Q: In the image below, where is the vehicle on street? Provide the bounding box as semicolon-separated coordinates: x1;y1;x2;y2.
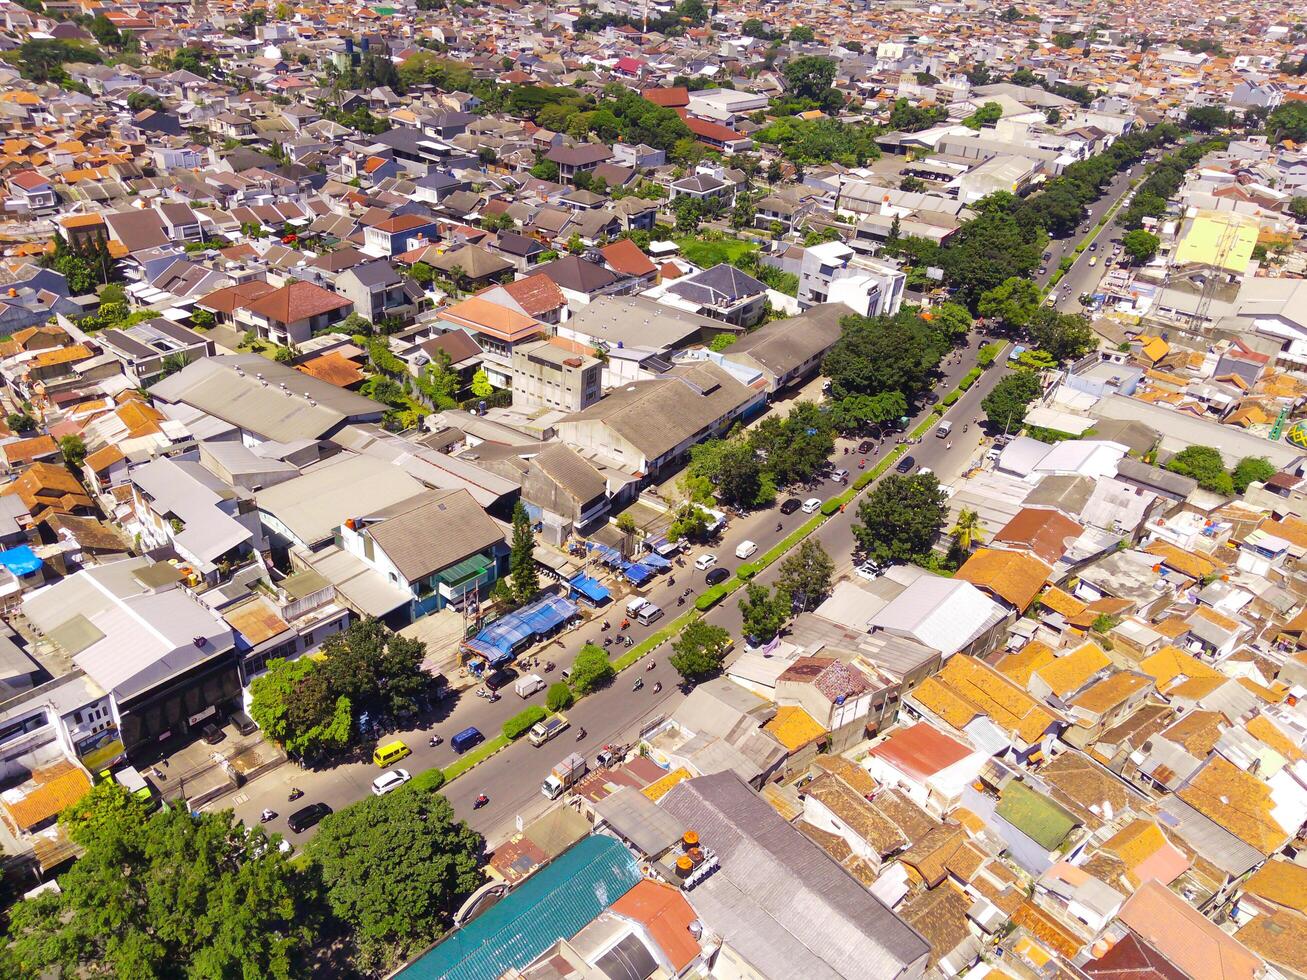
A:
1089;241;1097;251
541;753;588;799
857;440;873;454
936;420;952;438
694;553;718;570
484;667;518;692
626;595;649;616
635;602;663;626
372;740;411;767
451;726;485;753
830;468;848;482
1038;266;1047;276
232;711;258;736
705;567;730;586
895;455;916;474
514;673;546;698
287;802;332;833
201;722;224;745
528;714;569;747
1088;256;1098;267
596;744;625;768
735;540;758;559
855;561;884;581
924;392;939;405
371;769;411;795
801;498;821;514
779;497;801;515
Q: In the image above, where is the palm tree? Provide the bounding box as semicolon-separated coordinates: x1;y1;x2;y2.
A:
951;509;983;551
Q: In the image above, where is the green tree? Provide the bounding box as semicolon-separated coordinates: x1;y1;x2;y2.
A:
708;332;737;352
1268;102;1307;144
667;502;712;543
829;390;908;433
1231;456;1275;493
317;619;430;719
738;582;791;643
309;785;484;972
688;438;763;507
962;101;1003;130
777;539;834;611
59;434;87;472
950;508;983;550
1121;228;1160;263
931;301;973;340
530;159;560;181
6;412;36;433
615;512;638;535
410;260;435;286
569;643;614;694
789;25;815;42
471;368;494;398
1289;197;1307;221
977;276;1043;331
1184;105;1231;133
824;309;948;401
88;15;124;47
742;17;771;38
981;369;1042;431
509;501;539;605
670;618;733;681
546;681;574;711
1028;307;1096;362
782;55;837;102
9;785;318;978
1164;445;1233;494
126;91;163;112
854;472;947;564
250;656;352;757
748;402;835;487
189;307;215;329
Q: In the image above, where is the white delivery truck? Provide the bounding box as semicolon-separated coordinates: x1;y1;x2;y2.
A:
528;713;569;747
541;752;588;799
514;673;546;698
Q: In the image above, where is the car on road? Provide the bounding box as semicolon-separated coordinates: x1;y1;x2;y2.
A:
694;553;718;570
779;497;801;515
923;392;939;405
705;567;730;586
452;726;484;753
896;455;916;474
735;540;758;559
287;802;332;833
371;769;411;796
857;440;873;454
801;498;822;514
1038;266;1047;276
1088;256;1098;267
1042;251;1052;261
484;667;518;692
830;468;848;482
1089;241;1098;251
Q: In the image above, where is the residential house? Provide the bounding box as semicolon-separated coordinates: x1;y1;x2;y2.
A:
664;264;768;328
334;261;419;326
510;340;602;413
798;241;906;318
234;280;353;347
428;295;548;388
5;171;57;213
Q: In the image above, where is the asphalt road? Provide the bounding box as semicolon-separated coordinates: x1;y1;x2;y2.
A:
215;334;1013;850
1035;163;1146;311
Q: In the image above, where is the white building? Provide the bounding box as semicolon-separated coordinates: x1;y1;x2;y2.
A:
798;241;906;318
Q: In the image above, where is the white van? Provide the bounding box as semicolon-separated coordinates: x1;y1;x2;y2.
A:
625;596;649;617
635;603;663;626
735;540;758;560
936;420;952;438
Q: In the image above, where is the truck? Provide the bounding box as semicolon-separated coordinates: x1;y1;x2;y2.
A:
528;713;570;747
541;752;588;799
514;673;546;698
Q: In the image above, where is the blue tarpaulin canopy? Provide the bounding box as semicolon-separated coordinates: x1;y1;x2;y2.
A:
587;543;625;567
0;546;42;577
464;594;578;666
568;574;611;606
641;553;672;570
623;563;654;585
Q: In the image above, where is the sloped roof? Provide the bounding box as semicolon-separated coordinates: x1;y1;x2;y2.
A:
956;548;1052;611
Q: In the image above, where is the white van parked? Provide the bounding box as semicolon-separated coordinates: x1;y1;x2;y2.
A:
626;596;649;617
735;540;758;559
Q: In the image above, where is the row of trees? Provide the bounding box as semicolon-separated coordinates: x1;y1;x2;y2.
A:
2;776;485;976
1164;446;1275;496
977;278;1097;362
1118;137;1227;230
824;305;969;410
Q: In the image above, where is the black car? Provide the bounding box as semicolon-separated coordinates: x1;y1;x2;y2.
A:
857;440;873;454
705;567;730;586
287;802;332;833
923;392;939;405
779;498;801;515
895;455;916;474
201;722;224;745
485;667;519;692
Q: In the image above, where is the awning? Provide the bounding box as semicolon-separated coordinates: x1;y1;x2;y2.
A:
568;574;611;605
624;563;654;585
640;553;672;570
0;545;43;577
463;594;579;665
437;553;493;587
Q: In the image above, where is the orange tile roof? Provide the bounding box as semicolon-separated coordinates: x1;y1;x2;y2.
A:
610;880;701;971
1033;643;1110;698
1143;541;1223;580
1037;586;1086;619
956;548;1052;611
1178;756;1291;855
763;705;828;751
913;655;1058;745
0;760;92;831
1241;859;1307;916
295;351;365;388
997;641;1055;686
440;295;545;343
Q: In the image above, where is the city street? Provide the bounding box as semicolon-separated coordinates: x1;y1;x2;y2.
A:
212;335;1012;850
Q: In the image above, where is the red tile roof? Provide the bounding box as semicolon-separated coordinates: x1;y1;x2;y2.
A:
868;722;976;780
244;281;351;323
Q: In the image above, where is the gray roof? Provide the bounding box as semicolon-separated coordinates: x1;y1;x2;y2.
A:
667;262;767;307
725;302;844;378
590;786;687;856
658;772;931;979
567;295;720;352
1115;458;1198;498
1156;795;1265;877
256;452;426;546
342;259;403;288
362;489;503;582
150;354;383;442
534;254;619;294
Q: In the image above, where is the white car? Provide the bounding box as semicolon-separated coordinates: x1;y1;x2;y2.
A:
801;498;822;514
855;561;883;581
694;553;718;570
371;768;411;796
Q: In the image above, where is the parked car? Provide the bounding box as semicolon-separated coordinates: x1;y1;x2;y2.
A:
201;722;224;745
896;455;916;474
779;498;802;515
705;567;730;586
287;802;332;833
855;561;884;581
830;468;849;483
857;440;873;454
231;711;258;736
371;769;411;796
484;667;518;692
694;553;718;570
801;498;822;514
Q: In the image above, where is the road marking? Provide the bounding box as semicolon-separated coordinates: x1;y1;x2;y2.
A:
230;793;249;806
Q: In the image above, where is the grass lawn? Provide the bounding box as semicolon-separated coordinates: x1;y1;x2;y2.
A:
674;236;757;268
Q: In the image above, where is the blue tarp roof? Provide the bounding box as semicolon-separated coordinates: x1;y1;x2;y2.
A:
641;553;672;570
463;594;578;665
397;836;641;980
623;563;654;585
0;546;42;577
568;574;611;605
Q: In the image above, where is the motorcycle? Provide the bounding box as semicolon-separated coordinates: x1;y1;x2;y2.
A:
858;459;865;469
544;661;555;672
668;575;675;587
288;788;303;802
474;794;489;810
776;522;783;532
632;678;644;692
260;809;275;823
487;692;501;703
428;735;442;747
963;424;968;432
946;441;952;450
625;636;634;647
620;619;630;630
677;595;686;606
476;687;489;698
576;727;587;741
646;660;656;671
601;620;610;631
653;682;662;694
603;636;613;648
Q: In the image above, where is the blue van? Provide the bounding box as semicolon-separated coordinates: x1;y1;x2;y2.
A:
451;727;484;753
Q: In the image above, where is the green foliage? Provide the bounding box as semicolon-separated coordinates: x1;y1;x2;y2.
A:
829;390;907;434
749;402;835;487
708;332;737;352
962;101;1003;130
546;682;574;712
502;705;547;740
1164;445;1233;494
569;643;614;695
1121;228;1160;263
978;277;1043;331
8;785;317;978
1232;456;1276;494
957;368;983;390
471;368;494;398
981;369;1042;431
668;502;713;543
738;582;791;643
824;308;950;402
1184;105;1232;133
6;38;101;83
1091;613;1121;634
789;25;815;42
125;90;163;112
509;501;539;605
409;260;435;286
670;618;733;681
782;55;838;103
170;46;216;77
889;97;947;133
1119;137;1225;230
777;539;834;611
854;472;948;563
1029;307;1096;363
755;116;881;167
60;434;87;471
6;412;36;433
309;785;483;972
1289;197;1307;221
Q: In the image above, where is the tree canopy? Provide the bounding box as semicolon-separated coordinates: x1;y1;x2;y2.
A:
977;277;1043;332
981;369;1042;431
1164;445;1233;495
670;619;733;681
778;539;835;611
824;309;950;403
853;473;948;564
569;643;615;694
1121;228;1160;263
738;582;791;643
509;501;539;605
